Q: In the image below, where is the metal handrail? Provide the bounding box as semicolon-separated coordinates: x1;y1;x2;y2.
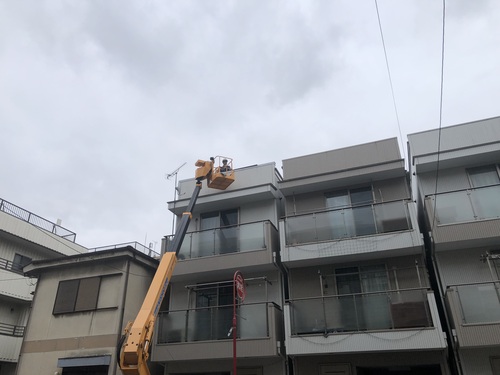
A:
89;242;160;258
0;322;25;337
287;287;431;303
0;198;77;242
283;198;412;218
424;183;500;198
0;256;25;275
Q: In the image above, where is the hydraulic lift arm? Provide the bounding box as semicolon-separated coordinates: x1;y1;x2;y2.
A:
118;157;234;375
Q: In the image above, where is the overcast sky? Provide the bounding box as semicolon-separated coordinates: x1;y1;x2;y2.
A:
1;0;499;251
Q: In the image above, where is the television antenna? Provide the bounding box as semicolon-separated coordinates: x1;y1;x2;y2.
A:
166;162;187;234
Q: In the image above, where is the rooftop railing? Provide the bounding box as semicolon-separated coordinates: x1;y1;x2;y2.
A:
425;184;500;225
89;242;160;258
0;198;76;242
284;199;412;245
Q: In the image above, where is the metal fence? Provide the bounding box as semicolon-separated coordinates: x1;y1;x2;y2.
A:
0;198;76;242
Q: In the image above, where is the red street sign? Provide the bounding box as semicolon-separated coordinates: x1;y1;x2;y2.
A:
234;271;246;301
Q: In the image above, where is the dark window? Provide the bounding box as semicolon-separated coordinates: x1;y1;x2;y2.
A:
201;209;238;229
53;277;101;314
12;253;32;273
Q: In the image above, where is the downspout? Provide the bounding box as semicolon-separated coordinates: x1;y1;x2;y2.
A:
113;259;131;375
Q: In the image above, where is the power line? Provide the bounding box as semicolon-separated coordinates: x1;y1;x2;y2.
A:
374;0;405;163
431;0;447;231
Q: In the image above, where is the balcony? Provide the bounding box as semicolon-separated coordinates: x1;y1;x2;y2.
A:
281;200;422;265
0;268;35;300
0;322;25;337
284;289;446;355
152;302;283;361
445;282;500;348
425;185;500;251
170;221;280;277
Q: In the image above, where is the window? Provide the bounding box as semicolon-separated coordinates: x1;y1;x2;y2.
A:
467;165;500;187
201;209;238;229
200;209;239;254
12;253;32;273
325;187;376;237
53;277;101;314
193;282;234;340
335;265;390;331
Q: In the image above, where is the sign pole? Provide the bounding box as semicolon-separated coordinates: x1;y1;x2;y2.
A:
232;270;246;375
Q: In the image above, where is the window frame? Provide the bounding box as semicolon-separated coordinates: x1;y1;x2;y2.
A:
200;208;239;230
466;164;500;188
53;276;102;315
12;253;32;273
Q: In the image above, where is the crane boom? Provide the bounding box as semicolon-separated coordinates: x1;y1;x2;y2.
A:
118;157;234;375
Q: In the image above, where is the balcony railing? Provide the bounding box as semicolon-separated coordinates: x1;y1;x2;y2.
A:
172;221;272;260
0;322;25;337
284;199;412;245
425;184;500;225
0;256;24;275
0;198;77;242
157;302;277;344
288;288;432;335
447;282;500;324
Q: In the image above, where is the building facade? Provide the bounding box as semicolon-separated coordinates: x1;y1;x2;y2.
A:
152;162;287;375
9;117;500;375
278;138;448;375
408;117;500;375
0;198;87;375
17;245;159;375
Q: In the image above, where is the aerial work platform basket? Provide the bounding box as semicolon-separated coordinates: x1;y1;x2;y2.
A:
195;156;235;190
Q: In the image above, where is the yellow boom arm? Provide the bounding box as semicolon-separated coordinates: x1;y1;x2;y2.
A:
118;157;234;375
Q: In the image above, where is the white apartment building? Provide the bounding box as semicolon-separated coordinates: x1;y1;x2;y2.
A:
0;198;87;375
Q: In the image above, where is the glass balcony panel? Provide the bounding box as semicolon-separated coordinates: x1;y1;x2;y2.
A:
433;191;475;224
178;222;270;259
285;200;412;246
457;283;500;324
289;289;431;335
328;209;353;239
192;230;216;257
470;185;500;220
158;303;271;344
352;206;376;236
374;201;411;232
216;227;239;255
177;233;192;259
239;303;268;338
158;311;187;343
238;222;266;252
290;299;325;334
360;293;391;330
286;215;317;244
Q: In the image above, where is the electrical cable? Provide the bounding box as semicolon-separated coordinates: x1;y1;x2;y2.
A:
431;0;447;231
374;0;405;164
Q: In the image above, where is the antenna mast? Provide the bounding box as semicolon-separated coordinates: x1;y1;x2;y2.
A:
166;162;187;234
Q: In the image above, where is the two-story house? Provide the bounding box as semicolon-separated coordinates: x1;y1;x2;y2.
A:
408;117;500;375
